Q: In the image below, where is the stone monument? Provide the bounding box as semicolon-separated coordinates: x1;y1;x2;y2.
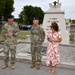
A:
42;0;70;44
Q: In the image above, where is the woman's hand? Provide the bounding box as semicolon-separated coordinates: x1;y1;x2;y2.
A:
48;38;54;42
48;38;62;43
54;38;62;42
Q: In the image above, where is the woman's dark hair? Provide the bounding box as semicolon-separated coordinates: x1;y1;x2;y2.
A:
50;22;59;32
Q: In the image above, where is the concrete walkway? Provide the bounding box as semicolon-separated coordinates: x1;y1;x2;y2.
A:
0;60;75;75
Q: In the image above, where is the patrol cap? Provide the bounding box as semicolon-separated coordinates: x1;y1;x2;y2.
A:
33;17;39;20
8;15;14;19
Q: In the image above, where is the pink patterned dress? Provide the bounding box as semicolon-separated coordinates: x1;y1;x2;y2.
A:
46;31;62;66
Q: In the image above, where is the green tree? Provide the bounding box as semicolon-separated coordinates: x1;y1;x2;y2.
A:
0;0;14;21
0;0;5;20
72;19;75;24
19;10;28;25
19;5;44;25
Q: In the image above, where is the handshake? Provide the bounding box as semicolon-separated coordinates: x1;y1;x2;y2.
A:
5;32;13;37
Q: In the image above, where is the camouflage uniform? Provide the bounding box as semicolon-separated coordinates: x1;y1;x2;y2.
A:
31;26;45;65
1;22;19;65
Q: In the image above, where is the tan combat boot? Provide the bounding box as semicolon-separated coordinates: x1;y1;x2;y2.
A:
31;63;35;68
36;64;40;70
11;64;15;70
2;64;8;69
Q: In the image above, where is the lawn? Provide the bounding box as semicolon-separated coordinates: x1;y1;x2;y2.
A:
0;29;4;41
0;30;74;41
70;28;75;31
0;35;3;41
69;34;74;41
0;30;31;40
17;31;31;39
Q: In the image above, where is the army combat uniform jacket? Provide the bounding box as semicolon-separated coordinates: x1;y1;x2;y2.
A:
31;26;45;46
1;22;19;45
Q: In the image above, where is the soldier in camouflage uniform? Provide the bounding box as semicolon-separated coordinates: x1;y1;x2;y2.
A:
1;15;19;69
31;17;45;70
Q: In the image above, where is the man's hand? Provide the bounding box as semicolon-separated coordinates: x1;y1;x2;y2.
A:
7;33;13;37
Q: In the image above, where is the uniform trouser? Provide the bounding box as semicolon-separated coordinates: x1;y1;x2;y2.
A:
4;44;16;65
31;44;41;65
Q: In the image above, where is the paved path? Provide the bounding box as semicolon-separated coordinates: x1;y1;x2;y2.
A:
0;60;75;75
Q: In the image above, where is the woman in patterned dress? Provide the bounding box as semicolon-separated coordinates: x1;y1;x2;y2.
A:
46;22;62;73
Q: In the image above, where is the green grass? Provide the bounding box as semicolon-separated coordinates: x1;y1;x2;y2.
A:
0;30;74;42
70;28;75;31
17;31;31;39
0;31;31;40
0;35;4;40
0;29;4;40
70;34;74;41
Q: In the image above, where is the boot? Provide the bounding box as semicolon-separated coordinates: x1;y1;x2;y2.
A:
31;63;35;68
11;64;15;70
36;64;40;70
2;64;8;69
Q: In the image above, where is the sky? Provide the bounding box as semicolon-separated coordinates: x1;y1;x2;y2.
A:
12;0;75;19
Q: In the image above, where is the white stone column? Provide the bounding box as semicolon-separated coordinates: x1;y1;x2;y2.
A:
42;2;70;44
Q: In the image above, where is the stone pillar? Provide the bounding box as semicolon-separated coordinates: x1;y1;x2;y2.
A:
42;1;70;44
